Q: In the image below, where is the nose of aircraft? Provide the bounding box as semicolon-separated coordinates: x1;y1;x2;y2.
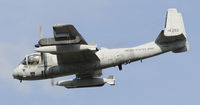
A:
12;70;18;79
12;68;21;80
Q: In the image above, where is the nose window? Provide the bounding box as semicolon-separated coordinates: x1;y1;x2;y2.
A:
28;55;40;65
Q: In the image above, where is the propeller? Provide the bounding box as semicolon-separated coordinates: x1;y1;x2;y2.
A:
40;25;55;87
40;24;44;63
51;78;55;86
39;25;56;87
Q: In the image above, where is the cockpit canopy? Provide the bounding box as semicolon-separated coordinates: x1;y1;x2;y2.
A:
21;54;41;65
28;55;40;65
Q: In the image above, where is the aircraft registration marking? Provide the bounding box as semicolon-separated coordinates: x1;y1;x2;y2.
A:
125;47;155;52
167;28;179;33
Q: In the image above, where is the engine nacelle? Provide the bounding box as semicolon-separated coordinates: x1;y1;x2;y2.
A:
56;76;115;89
35;44;97;54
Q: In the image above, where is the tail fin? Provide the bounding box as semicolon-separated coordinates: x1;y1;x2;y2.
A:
155;9;189;53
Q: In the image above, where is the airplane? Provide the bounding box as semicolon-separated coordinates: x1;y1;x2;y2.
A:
13;9;189;89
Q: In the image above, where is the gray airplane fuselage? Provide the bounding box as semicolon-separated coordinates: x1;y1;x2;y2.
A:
13;40;185;81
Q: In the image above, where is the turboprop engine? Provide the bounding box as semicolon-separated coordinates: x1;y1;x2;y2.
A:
35;44;97;54
56;76;115;89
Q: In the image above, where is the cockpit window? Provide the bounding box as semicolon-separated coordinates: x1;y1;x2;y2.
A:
28;55;40;65
21;58;27;65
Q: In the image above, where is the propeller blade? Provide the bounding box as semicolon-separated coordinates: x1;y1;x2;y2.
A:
39;24;44;63
40;24;43;39
51;78;55;86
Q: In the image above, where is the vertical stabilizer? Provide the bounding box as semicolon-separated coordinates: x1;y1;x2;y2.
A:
164;9;186;37
156;9;189;53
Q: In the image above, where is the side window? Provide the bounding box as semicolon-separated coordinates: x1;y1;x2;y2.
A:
28;55;40;65
21;58;27;65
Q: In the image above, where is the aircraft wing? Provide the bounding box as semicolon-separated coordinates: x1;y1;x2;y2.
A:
36;24;101;78
53;24;88;44
35;24;99;64
38;24;88;46
57;49;100;64
57;49;102;78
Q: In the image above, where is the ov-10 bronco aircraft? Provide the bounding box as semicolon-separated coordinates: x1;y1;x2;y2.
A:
13;9;189;89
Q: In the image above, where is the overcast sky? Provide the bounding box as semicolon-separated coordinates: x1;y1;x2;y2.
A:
0;0;199;105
